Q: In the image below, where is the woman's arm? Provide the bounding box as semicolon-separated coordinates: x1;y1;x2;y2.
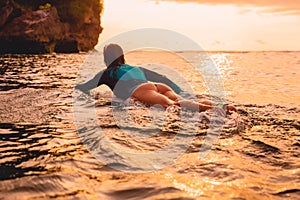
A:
140;67;183;94
75;70;104;94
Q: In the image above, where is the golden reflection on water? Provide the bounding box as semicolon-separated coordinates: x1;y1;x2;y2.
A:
208;52;300;108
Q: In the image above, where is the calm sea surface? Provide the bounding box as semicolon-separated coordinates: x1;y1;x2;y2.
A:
0;51;299;199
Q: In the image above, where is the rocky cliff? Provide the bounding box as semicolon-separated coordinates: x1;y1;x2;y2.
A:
0;0;103;53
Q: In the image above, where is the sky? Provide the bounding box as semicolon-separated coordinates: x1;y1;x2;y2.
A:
96;0;300;51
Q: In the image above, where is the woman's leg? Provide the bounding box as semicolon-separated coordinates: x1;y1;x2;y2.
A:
131;83;176;108
177;99;212;111
132;83;234;114
199;99;214;106
199;99;237;113
132;83;212;111
154;83;212;111
155;83;179;101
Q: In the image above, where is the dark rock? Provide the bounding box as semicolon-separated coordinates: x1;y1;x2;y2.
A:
52;0;103;52
0;7;66;54
0;0;103;54
0;0;13;28
55;40;79;53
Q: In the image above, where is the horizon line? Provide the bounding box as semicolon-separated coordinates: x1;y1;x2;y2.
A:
93;49;300;53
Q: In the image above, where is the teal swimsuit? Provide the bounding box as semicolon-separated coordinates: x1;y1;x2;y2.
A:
108;64;148;96
109;64;147;81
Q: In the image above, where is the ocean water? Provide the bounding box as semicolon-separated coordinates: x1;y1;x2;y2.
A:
0;51;299;199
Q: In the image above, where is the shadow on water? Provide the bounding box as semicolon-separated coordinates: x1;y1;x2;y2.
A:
0;123;54;180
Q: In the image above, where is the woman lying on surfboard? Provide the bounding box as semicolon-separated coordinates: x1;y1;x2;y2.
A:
75;43;237;114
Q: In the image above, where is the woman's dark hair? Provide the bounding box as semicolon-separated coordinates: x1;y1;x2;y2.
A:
103;44;125;79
